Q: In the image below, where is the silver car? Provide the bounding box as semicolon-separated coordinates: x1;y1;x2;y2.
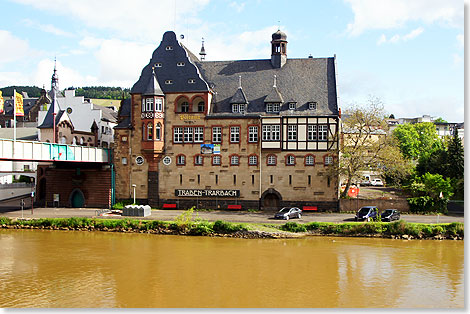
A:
274;207;302;220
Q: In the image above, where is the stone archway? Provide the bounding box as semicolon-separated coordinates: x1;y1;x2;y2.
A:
69;188;85;208
260;188;282;210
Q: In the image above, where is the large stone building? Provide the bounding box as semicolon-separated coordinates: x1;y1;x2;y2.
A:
114;30;340;210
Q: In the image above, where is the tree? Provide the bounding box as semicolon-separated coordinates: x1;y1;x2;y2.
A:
334;97;411;198
405;173;453;213
393;122;443;160
433;117;447;123
446;131;464;179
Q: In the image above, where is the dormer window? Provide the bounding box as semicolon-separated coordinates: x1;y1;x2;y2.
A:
188;79;196;84
266;103;280;113
166;46;173;50
165;80;173;85
309;102;317;110
289;102;296;110
155;63;162;67
177;62;185;66
232;103;245;114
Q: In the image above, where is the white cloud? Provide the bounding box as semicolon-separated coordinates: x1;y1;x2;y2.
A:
33;59;98;88
453;53;462;66
229;1;246;13
377;27;424;45
345;0;463;36
12;0;211;42
22;19;74;37
0;30;30;64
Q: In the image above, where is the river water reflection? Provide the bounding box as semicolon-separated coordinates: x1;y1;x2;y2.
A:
0;229;463;308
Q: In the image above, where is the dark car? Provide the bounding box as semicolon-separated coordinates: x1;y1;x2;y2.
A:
380;209;400;222
274;207;302;220
355;206;378;222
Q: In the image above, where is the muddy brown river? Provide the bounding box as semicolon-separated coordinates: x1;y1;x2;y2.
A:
0;229;463;308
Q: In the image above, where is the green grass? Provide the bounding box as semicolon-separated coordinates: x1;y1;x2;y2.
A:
0;217;463;239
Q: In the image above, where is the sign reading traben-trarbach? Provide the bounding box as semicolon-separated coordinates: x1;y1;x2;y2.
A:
175;189;240;197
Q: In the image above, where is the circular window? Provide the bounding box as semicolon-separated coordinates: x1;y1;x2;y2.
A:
66;107;73;114
162;156;172;165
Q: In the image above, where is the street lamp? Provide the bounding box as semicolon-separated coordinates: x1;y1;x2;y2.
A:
132;184;136;204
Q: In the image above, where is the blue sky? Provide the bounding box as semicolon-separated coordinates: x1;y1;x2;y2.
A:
0;0;464;122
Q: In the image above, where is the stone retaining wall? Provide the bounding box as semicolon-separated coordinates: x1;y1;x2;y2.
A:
339;199;410;213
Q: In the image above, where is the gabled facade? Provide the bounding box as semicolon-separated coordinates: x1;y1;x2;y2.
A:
114;30;340;210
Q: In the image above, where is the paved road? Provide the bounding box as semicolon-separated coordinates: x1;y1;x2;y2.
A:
0;206;464;224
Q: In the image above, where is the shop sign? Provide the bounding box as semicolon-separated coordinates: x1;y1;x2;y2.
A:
175;189;240;197
179;114;202;121
200;144;220;154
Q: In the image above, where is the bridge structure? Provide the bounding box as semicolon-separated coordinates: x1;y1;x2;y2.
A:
0;139;114;208
0;138;110;163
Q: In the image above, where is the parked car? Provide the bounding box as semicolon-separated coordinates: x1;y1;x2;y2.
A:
370;179;384;186
355;206;378;222
380;209;400;222
274;207;302;220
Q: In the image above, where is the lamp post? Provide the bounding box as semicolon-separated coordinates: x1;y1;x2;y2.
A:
132;184;136;205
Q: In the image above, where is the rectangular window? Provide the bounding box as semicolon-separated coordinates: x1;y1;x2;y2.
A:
266;103;273;113
146;98;154;112
230;126;240;143
184;127;193;143
287;125;297;141
273;103;280;112
309;102;317;110
270;175;273;184
180;174;183;185
267;155;277;165
155;98;163;112
248;126;258;143
212;127;222;143
174;127;183;143
252;175;255;185
289;175;292;185
232;104;239;113
289;103;296;110
262;125;280;141
233;174;237;185
230;155;239;166
319;125;328;141
215;175;218;185
197;174;200;184
239;104;245;114
177;155;185;165
194;127;204;143
308;125;317;141
308;175;311;186
121;157;127;165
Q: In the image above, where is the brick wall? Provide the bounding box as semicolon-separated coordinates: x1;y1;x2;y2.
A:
43;167;111;208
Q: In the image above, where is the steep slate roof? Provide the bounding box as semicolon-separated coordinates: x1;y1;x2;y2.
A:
93;104;118;122
264;85;284;103
131;31;209;95
143;69;164;96
115;98;132;129
195;57;338;117
230;88;248;104
37;91;61;129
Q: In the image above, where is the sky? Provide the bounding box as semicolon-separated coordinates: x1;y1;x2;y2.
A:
0;0;465;122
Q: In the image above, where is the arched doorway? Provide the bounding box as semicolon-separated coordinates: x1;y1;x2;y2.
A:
70;189;85;208
261;188;282;210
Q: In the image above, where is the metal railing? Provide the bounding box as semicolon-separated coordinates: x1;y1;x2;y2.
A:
0;139;110;163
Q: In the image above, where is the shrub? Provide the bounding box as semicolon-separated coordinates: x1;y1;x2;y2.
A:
213;220;246;233
280;222;307;233
0;217;11;225
189;221;214;235
446;222;464;237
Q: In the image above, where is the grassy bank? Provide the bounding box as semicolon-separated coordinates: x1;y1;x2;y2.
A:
0;216;463;240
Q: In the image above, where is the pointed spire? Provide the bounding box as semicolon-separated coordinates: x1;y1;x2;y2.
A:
230;76;248;104
199;37;206;60
265;76;284;103
143;67;164;96
51;57;59;92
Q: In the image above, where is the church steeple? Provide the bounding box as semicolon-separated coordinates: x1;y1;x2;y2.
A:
271;29;287;68
199;37;206;61
51;58;59;92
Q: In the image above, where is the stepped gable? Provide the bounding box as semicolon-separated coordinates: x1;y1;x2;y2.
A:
131;31;210;94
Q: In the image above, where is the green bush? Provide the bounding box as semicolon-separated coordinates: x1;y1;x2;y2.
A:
213;220;246;233
446;222;464;237
280;222;307;233
189;221;214;235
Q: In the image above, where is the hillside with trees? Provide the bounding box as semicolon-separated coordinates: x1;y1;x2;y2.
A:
0;86;130;99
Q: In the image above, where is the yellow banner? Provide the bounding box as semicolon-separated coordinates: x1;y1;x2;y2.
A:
0;91;3;114
15;91;24;116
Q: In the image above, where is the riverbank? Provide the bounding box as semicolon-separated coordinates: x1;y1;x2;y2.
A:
0;216;464;240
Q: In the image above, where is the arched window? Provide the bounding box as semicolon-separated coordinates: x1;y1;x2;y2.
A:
60;136;67;144
80;137;84;145
72;136;77;145
156;123;161;140
286;154;295;166
248;154;258;166
305;155;315;166
230;154;240;166
176;97;190;112
192;96;205;112
176;154;186;166
267;154;277;166
147;122;153;140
